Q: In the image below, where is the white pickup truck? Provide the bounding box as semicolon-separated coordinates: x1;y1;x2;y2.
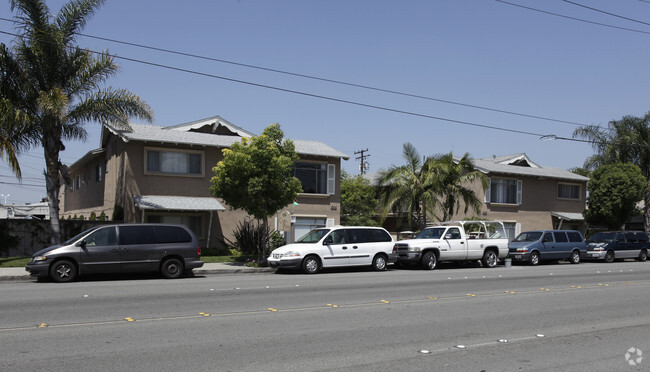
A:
393;220;509;269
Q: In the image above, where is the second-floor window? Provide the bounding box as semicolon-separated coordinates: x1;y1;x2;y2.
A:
145;148;203;176
557;183;580;200
292;162;335;195
486;178;522;205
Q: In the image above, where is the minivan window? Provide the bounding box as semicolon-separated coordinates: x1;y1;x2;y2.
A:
296;229;330;243
567;231;583;243
368;229;392;242
588;232;615;243
120;225;155;245
513;231;542;242
625;232;637;243
154;226;192;244
637;233;649;243
347;229;369;244
328;230;347;244
65;227;99;245
84;227;117;246
542;233;554;243
553;232;568;243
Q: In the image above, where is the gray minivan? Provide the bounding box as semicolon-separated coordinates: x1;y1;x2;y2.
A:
25;224;204;282
509;230;586;265
586;231;649;263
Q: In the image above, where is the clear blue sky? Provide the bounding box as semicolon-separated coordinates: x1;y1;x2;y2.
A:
1;0;650;204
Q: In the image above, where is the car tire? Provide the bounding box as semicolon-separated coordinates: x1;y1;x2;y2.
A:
570;250;581;264
161;258;184;279
372;254;388;271
301;256;320;274
529;251;540;266
50;260;77;283
638;249;648;262
481;250;498;268
604;251;615;263
421;251;437;270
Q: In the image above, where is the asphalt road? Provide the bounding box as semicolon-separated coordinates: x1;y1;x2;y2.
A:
1;261;650;371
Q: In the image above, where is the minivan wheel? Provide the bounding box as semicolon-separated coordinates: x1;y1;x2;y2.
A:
481;250;498;268
604;251;615;263
638;249;648;262
50;260;77;283
302;256;320;274
421;251;437;270
372;254;387;271
161;258;184;279
529;252;540;266
570;250;581;264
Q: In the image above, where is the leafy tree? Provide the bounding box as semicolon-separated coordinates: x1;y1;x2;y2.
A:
377;143;438;230
574;114;650;231
583;163;646;230
430;152;487;221
1;0;153;244
340;170;378;226
210;123;302;263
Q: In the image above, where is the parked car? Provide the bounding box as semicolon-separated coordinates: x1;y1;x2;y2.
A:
509;230;586;265
585;231;649;263
267;226;396;274
25;224;204;282
393;220;509;270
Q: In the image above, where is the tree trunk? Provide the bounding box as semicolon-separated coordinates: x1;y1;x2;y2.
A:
645;181;650;234
43;123;63;245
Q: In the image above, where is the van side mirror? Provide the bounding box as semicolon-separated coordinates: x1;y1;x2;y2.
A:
323;236;334;245
76;240;87;249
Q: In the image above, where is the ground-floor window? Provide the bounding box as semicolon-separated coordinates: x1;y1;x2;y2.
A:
293;217;326;243
147;214;203;239
503;222;518;241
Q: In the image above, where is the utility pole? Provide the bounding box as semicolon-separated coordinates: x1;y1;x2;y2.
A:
354;149;370;175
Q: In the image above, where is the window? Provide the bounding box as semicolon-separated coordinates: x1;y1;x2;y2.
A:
567;231;583;242
558;183;580;200
553;231;568;243
292;162;335;194
74;175;81;191
95;163;103;182
446;228;462;239
146;149;203;176
486;178;522;204
368;229;392;242
153;226;192;244
84;227;117;246
119;226;155;245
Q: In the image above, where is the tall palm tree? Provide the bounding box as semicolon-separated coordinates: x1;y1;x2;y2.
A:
1;0;153;244
377;143;438;230
574;114;650;232
431;152;487;221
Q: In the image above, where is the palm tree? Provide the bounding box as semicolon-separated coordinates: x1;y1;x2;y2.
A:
377;143;438;230
1;0;153;244
430;152;487;221
574;114;650;232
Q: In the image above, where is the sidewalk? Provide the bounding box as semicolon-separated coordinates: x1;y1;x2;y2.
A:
0;262;275;281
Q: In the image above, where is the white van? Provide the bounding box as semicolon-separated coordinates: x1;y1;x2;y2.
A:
268;226;396;274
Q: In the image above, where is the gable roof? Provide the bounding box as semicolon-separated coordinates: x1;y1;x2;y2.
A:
102;117;349;160
470;153;588;182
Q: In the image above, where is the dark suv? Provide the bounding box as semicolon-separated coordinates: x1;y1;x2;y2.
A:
586;231;649;263
25;224;204;282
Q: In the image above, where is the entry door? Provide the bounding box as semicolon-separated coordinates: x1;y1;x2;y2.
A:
321;230;350;267
78;226;120;274
443;227;467;260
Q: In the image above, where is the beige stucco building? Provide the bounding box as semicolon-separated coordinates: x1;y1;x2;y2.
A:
60;116;349;250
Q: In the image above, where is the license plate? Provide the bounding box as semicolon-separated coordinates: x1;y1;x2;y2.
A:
515;255;522;259
591;253;600;257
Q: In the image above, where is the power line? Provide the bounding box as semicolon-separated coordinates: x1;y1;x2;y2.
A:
0;16;587;128
495;0;650;35
562;0;650;27
0;28;593;145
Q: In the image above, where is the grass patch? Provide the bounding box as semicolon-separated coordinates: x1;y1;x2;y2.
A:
0;257;31;267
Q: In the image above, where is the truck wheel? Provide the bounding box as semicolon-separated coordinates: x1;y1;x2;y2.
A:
604;251;615;263
481;250;498;268
421;251;437;270
569;250;581;264
638;249;647;262
529;251;540;266
372;254;387;271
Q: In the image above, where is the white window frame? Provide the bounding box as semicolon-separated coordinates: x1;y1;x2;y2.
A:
144;146;205;177
486;177;522;205
293;161;335;195
557;182;581;200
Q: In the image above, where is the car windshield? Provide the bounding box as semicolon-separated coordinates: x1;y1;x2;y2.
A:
587;232;616;243
63;227;100;245
513;231;542;242
296;229;330;243
416;227;446;239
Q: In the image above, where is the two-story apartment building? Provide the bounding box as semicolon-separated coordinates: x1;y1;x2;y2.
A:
374;153;589;240
60;116;349;250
